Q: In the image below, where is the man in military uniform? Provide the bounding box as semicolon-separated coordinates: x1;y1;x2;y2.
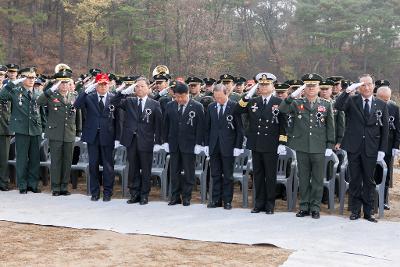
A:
0;67;44;193
234;77;246;95
203;78;216;96
236;72;286;214
186;76;204;102
151;73;171;98
280;73;335;219
285;79;304;96
375;82;400;210
327;76;344;99
0;65;12;191
37;70;80;196
220;74;241;102
274;83;290;100
3;64;19;85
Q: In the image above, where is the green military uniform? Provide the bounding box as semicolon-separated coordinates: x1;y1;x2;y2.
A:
37;71;80;194
0;68;43;192
228;92;241;102
280;74;335;214
0;100;12;190
333;101;345;145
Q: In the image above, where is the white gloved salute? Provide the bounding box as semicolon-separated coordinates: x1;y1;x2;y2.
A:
244;83;259;99
153;144;161;152
161;143;170;153
115;83;126;92
50;81;62;92
346;82;364;93
277;145;286;155
203;146;209;157
194;145;203;155
159;86;170;97
325;148;333;157
392;148;400;157
84;82;97;94
290;84;306;98
12;77;26;85
233;148;244;157
121;83;136;95
377;151;385;162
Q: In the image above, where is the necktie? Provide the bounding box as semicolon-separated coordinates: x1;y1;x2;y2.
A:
263;98;267;107
218;104;223;119
364;99;370;117
138;98;143;118
178;104;184;119
28;90;32;100
99;96;104;112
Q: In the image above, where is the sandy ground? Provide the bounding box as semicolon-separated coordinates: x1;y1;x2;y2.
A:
1;170;398;266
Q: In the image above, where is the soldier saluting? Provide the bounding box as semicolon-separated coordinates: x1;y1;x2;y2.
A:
280;73;335;219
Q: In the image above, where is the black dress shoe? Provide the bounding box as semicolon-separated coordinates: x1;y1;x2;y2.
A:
251;207;264;213
127;196;140;204
103;196;111;202
296;210;310;217
364;215;378;223
140;197;148;205
60;191;71;196
19;189;27;194
207;202;218;208
349;213;361;220
91;195;100;201
265;210;274;215
311;211;320;219
224;202;232;210
27;187;41;193
52;191;60;196
182;200;190;206
384;204;390;210
0;185;9;191
168;199;182;206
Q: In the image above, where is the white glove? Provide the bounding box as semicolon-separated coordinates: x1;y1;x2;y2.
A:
159;87;170;97
50;81;61;92
75;137;81;142
392;148;400;157
12;77;26;85
162;143;170;153
233;148;243;157
121;83;136;95
277;145;286;155
244;83;259;99
41;133;45;139
346;82;364;93
203;146;209;157
325;148;333;157
194;145;202;155
291;84;306;98
84;83;97;94
115;83;126;92
377;151;385;162
153;144;161;152
114;140;121;148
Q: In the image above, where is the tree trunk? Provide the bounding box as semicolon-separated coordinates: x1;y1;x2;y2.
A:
59;1;65;62
87;30;93;67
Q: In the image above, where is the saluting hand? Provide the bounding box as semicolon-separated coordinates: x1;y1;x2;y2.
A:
345;82;364;93
290;84;306;98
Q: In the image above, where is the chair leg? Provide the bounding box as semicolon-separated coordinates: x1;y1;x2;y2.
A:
208;176;213;204
379;186;385;218
286;180;293;212
329;184;335;213
200;174;206;204
243;177;248;208
85;167;90;196
339;183;345;215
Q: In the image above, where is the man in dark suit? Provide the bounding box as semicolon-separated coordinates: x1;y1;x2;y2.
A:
375;83;400;210
74;73;117;202
162;81;205;206
204;84;244;210
335;74;389;222
236;72;286;214
111;77;162;205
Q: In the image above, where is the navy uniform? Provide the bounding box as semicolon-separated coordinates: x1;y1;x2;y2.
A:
110;85;162;205
162;82;205;206
236;73;286;213
0;67;44;193
280;73;335;219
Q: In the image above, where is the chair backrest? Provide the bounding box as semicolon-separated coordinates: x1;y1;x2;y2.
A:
324;152;339;181
75;141;89;164
40;138;50;161
335;149;348;174
152;149;167;168
195;152;207;171
233;149;250;174
277;146;296;178
114;146;127;165
374;159;388;186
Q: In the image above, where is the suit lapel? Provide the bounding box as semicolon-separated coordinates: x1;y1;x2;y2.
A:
182;99;193;118
90;93;100;113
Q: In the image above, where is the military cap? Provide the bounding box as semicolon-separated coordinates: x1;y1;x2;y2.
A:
54;71;73;82
341;80;352;89
79;73;89;81
375;79;390;88
285;79;304;87
219;74;235;82
234;76;247;85
153;73;171;81
255;72;277;84
89;68;102;76
123;76;137;85
274;83;290;92
301;73;323;85
0;65;7;73
185;76;203;84
327;76;344;85
320;79;335;88
203;77;216;85
19;67;37;78
172;81;189;94
108;73;117;81
34;77;46;85
5;63;19;72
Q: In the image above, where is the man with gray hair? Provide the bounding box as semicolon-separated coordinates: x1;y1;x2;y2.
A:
375;81;400;210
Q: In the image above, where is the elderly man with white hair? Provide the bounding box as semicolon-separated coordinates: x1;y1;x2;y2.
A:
375;81;400;210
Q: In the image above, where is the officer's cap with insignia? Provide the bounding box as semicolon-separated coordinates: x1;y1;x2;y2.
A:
320;79;335;89
255;72;277;85
123;76;137;85
153;73;171;82
54;70;73;82
234;76;247;85
219;74;235;83
301;73;323;86
34;77;46;85
341;79;352;90
285;79;304;89
172;81;189;94
0;65;7;75
274;83;290;92
203;77;216;86
327;76;344;85
19;67;37;78
375;79;390;88
185;76;203;85
107;73;117;81
89;68;102;77
5;63;19;72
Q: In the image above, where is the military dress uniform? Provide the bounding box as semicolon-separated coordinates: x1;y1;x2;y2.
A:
37;71;80;195
0;68;44;193
0;99;12;190
280;74;335;217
